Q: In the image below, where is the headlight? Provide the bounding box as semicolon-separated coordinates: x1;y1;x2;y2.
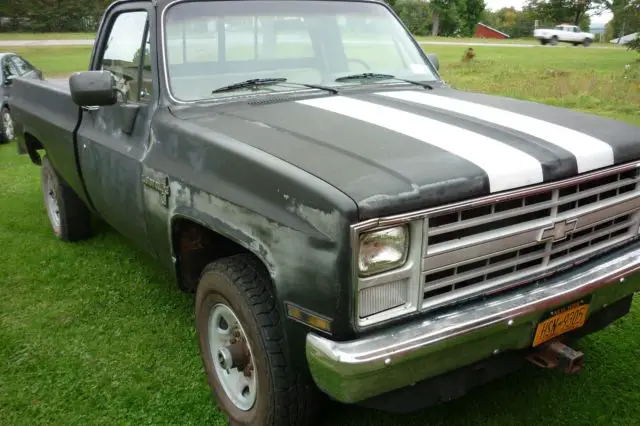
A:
358;226;409;276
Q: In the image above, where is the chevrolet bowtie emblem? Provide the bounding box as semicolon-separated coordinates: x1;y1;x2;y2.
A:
538;219;578;243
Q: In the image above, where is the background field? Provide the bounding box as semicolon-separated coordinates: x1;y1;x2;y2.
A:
1;44;639;425
7;43;640;125
0;32;95;40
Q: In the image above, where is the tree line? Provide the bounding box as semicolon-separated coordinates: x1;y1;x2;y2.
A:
0;0;638;42
391;0;638;39
0;0;112;32
478;0;639;40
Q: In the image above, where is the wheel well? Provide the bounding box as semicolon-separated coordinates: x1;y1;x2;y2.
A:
23;133;44;165
172;218;258;292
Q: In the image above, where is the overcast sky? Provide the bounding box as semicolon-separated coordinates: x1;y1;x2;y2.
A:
484;0;613;24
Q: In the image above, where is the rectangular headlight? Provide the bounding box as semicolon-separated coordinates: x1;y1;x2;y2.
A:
358;225;409;276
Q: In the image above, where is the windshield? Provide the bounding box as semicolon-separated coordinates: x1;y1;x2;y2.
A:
163;0;438;102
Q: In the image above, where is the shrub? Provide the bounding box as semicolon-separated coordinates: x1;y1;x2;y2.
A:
627;35;640;54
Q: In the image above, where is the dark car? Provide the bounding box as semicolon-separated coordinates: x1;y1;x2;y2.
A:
0;52;43;143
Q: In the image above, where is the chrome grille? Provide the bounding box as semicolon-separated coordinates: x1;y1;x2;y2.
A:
421;166;640;311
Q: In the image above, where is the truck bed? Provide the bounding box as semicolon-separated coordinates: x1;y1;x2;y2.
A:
10;76;87;203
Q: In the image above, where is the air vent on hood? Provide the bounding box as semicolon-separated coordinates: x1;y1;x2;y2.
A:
247;97;293;105
247;91;323;106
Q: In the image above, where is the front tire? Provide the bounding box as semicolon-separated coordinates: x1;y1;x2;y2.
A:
195;254;322;426
583;38;592;47
41;156;93;241
0;106;14;144
550;36;558;46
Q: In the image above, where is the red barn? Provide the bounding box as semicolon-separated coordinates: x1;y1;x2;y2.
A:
474;23;510;39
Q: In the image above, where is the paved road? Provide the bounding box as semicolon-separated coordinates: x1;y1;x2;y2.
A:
1;38;537;48
1;38;623;49
420;41;623;49
0;39;95;47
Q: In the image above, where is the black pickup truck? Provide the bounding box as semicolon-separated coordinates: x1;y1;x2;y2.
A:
9;0;640;424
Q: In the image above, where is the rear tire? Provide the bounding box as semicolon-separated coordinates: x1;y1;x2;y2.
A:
0;106;14;144
550;36;558;46
41;156;93;241
195;254;322;426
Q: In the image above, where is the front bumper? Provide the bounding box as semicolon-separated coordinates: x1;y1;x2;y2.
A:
306;243;640;404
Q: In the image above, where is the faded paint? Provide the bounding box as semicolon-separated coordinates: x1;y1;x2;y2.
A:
358;177;478;214
285;197;343;242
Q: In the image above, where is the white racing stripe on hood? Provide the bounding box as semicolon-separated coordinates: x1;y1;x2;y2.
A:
377;91;614;173
298;96;543;193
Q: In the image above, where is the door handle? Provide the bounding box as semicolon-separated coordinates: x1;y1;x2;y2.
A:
81;105;100;112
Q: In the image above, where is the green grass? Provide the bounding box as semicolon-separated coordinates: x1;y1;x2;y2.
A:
9;46;92;77
0;32;95;40
426;45;640;126
1;45;640;425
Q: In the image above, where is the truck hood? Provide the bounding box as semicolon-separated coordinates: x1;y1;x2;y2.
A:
173;87;640;220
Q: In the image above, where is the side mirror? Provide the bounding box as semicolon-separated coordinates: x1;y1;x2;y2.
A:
69;71;117;107
3;75;14;87
427;53;440;71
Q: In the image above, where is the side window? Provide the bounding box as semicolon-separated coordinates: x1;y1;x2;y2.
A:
2;57;19;79
224;17;315;61
338;16;405;73
166;17;219;64
10;56;33;75
274;19;314;59
99;11;151;103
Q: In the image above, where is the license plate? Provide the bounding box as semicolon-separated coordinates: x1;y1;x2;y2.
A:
532;298;591;347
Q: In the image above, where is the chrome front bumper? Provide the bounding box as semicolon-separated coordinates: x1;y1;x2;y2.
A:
306;243;640;404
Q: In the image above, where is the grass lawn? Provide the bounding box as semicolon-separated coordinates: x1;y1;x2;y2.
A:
0;32;95;40
1;44;640;425
424;45;640;126
8;46;92;77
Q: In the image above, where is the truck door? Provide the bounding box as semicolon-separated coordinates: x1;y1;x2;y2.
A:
75;2;156;254
572;26;582;42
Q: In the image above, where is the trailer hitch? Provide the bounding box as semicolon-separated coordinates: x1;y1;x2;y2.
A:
527;341;584;374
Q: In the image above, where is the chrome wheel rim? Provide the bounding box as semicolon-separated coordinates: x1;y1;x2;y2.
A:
44;170;61;234
208;303;257;411
2;110;13;141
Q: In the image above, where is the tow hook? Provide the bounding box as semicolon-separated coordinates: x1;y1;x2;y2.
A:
526;341;584;374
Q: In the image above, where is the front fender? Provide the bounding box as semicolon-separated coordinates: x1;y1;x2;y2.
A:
170;203;277;278
165;182;355;369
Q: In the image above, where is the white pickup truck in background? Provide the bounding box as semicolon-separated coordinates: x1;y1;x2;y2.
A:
534;24;595;47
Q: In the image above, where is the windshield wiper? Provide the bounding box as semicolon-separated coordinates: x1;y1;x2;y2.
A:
212;78;338;95
334;73;433;90
212;78;286;94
